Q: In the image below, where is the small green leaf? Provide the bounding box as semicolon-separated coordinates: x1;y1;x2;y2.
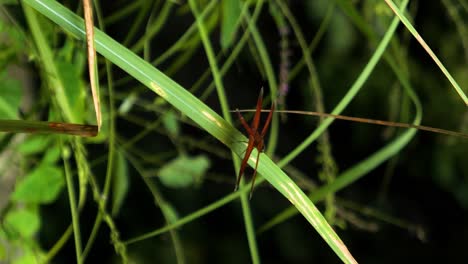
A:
4;208;40;238
220;0;242;48
17;135;51;155
162;110;180;137
41;143;61;164
0;70;22;119
12;165;64;204
158;155;210;188
112;150;129;216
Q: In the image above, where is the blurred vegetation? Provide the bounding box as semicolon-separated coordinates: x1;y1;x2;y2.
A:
1;0;468;263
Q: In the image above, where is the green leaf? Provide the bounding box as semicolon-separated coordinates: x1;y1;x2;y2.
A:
17;135;51;155
162;110;180;137
112;150;129;216
12;165;64;204
0;243;5;261
0;70;22;119
158;155;210;188
220;0;242;48
4;207;40;237
13;249;45;264
55;60;86;122
41;143;61;164
0;19;26;69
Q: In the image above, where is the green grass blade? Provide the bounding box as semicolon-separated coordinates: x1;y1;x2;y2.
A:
22;4;77;123
188;0;259;262
242;1;280;155
60;139;83;264
278;0;410;167
259;0;424;233
385;0;468;106
131;1;175;53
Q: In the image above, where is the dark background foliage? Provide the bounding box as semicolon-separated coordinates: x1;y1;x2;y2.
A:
2;0;468;263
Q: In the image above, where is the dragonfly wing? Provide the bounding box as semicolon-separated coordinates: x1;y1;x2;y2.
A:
251;87;264;131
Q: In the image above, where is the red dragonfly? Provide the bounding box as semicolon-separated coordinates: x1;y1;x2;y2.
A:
235;88;275;199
